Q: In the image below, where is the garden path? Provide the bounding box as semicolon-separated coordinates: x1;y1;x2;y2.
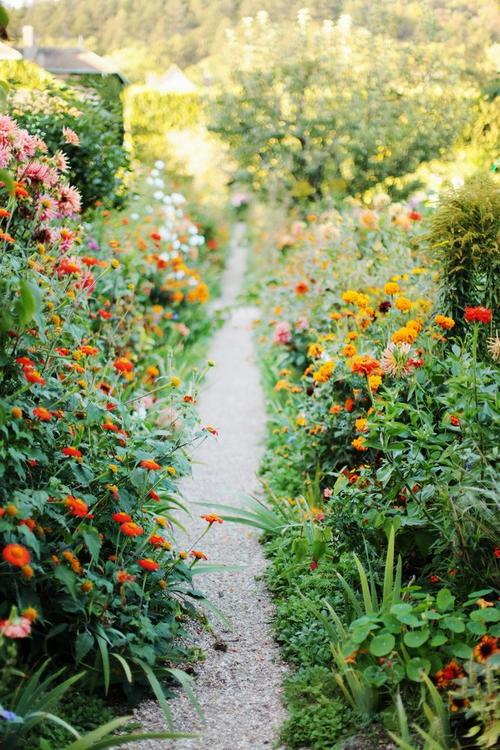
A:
132;224;288;749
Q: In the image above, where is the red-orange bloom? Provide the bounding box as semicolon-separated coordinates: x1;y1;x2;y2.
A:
62;446;82;458
190;550;208;560
102;421;119;432
78;345;99;356
201;513;223;525
464;306;492;324
65;495;89;517
140;459;161;471
116;569;136;584
474;635;498;663
351;355;381;377
56;258;81;275
149;489;160;501
113;357;134;373
120;521;144;537
449;414;460;427
24;368;46;385
32;407;53;421
295;280;309;295
112;512;132;523
138;558;160;571
2;543;31;567
149;535;164;546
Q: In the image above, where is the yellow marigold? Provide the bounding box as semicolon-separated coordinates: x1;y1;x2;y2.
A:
342;290;360;304
170;375;181;387
330;312;342;320
417;298;433;312
359;209;378;230
395;296;412;312
368;374;382;391
406;318;423;333
307;342;325;358
384;282;399;295
296;415;307;427
275;379;292;391
166;466;176;476
352;437;368;451
434;315;455;330
313;360;335;383
355;418;368;433
346;331;359;341
392;327;417;344
342;344;357;357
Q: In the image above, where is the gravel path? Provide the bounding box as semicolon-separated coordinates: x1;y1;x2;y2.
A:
132;224;288;749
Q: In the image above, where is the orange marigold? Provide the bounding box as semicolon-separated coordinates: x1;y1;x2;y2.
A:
3;543;31;567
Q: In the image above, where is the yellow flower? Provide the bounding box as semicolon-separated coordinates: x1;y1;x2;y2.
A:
359;209;378;230
392;327;417;345
355;418;368;433
384;282;399;295
111;258;120;269
170;375;181;387
296;415;307;427
313;360;335;383
167;466;176;476
368;374;382;391
307;342;325;358
352;437;367;451
108;463;119;473
395;296;412;312
342;344;357;357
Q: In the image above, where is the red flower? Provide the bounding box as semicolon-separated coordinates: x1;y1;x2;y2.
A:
120;521;144;537
464;306;493;324
113;357;134;373
351;355;381;377
408;210;422;221
140;459;161;471
116;570;135;584
16;356;35;368
149;489;160;501
2;543;31;567
56;258;81;276
309;560;319;571
150;232;162;242
494;547;500;558
98;309;112;320
149;535;164;546
24;368;46;386
112;512;132;523
61;446;82;459
449;414;460;427
102;421;119;432
295;280;309;295
429;574;440;583
190;550;208;560
138;558;160;571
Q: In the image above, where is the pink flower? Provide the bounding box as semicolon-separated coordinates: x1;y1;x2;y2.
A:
20;161;58;187
0;146;11;168
380;342;414;378
274;321;292;345
0;114;19;147
295;316;309;332
37;194;58;222
58;185;81;216
63;127;80;146
15;130;38;161
0;616;32;639
54;150;69;172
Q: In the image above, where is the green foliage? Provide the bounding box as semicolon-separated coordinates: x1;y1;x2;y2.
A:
429;173;500;336
1;60;128;209
210;13;472;202
124;87;200;162
280;667;354;749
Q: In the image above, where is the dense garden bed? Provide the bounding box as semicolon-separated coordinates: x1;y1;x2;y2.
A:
250;183;499;749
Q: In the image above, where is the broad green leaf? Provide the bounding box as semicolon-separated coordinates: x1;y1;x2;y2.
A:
436;588;455;612
369;633;395;656
406;657;431;682
403;629;429;648
75;631;94;663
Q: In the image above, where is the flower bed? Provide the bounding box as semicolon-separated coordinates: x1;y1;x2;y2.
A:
0;115;225;746
253;192;499;749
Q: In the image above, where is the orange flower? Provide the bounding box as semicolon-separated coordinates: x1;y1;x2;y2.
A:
32;406;53;421
434;315;455;330
149;489;160;501
201;513;224;525
22;607;38;622
113;357;134;373
345;398;355;413
435;660;464;689
61;446;82;458
65;495;89;517
449;414;460;427
190;550;208;560
140;459;161;471
116;570;136;584
120;521;144;537
352;437;367;451
24;368;46;385
473;635;498;663
351;355;380;377
295;280;309;295
2;543;31;567
149;535;165;546
138;558;160;571
11;406;23;419
329;404;342;414
112;512;132;523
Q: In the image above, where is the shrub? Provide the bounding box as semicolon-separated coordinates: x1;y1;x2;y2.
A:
124;86;200;162
1;60;129;209
429;173;500;338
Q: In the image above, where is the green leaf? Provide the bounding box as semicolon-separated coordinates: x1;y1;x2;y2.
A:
82;526;101;561
403;629;430;648
406;657;431;682
436;588;455;612
369;633;395;656
75;631;94;663
470;608;500;623
54;565;77;599
0;167;14;194
441;616;465;633
96;636;110;695
430;633;447;647
16;279;42;326
451;642;472;659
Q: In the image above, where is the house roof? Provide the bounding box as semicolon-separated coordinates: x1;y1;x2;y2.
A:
26;46;127;83
146;64;197;93
0;41;22;60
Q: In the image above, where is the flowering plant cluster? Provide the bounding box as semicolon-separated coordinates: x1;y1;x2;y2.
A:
0;118;224;716
255;194;499;746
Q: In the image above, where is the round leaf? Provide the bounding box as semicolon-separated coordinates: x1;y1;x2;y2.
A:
403;629;430;648
369;633;395;657
406;657;431;682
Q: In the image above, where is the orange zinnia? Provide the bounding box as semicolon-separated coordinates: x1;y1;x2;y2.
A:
200;513;223;525
140;459;161;471
2;543;31;568
113;357;134;373
32;407;53;421
112;512;132;523
62;446;82;458
138;558;160;571
351;355;380;377
190;550;208;560
120;521;144;537
65;496;89;517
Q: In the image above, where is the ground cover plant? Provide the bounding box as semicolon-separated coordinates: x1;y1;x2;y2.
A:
0;113;227;747
252;181;499;749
